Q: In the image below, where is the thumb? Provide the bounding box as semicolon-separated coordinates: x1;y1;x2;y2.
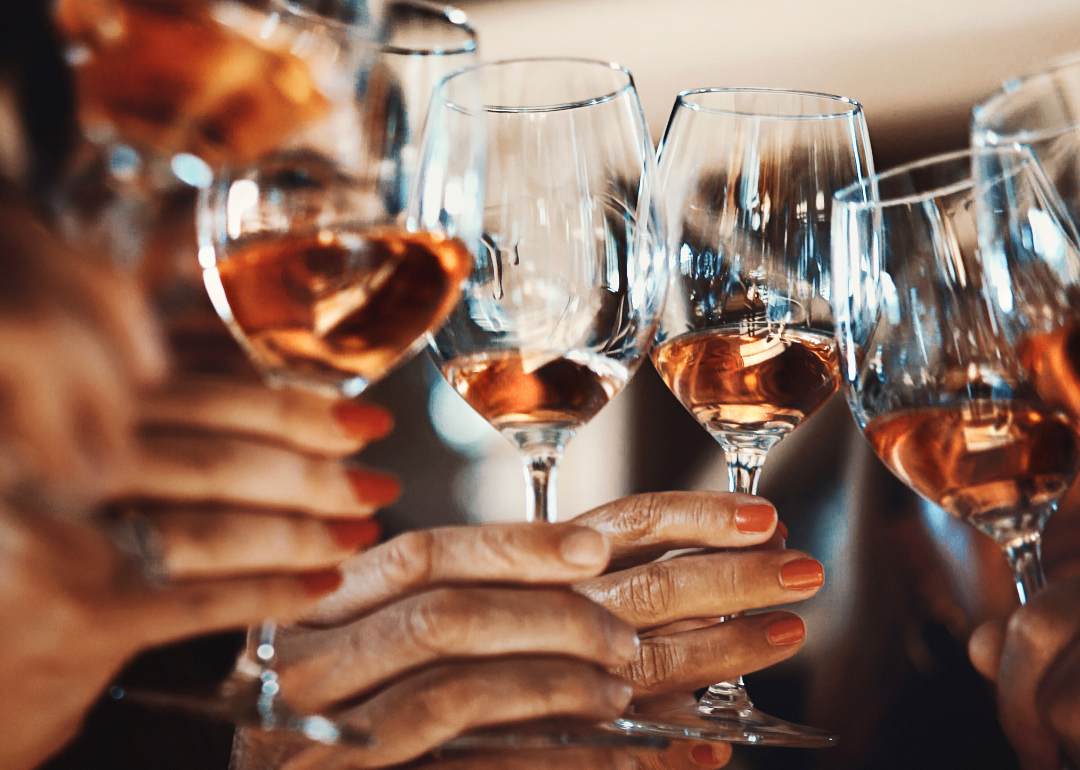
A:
969;618;1008;682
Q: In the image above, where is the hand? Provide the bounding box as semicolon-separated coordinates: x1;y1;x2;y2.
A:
240;522;639;770
0;374;397;770
970;575;1080;770
0;187;165;500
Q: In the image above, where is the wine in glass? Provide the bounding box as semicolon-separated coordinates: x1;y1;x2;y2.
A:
419;58;668;526
624;88;874;747
832;148;1080;628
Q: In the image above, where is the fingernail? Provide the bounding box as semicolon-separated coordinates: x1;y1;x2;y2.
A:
602;677;634;711
735;503;776;533
777;521;788;541
607;619;640;661
299;568;343;597
329;519;382;550
767;616;806;646
346;468;401;506
560;528;607;566
332;401;394;441
691;744;721;766
780;559;824;589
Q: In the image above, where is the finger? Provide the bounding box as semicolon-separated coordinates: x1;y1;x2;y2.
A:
119;431;399;516
149;507;381;578
288;659;634;769
617;611;806;699
968;618;1007;682
578;550;823;630
1040;639;1080;768
277;586;638;711
139;377;393;457
574;492;777;565
119;569;344;649
996;580;1080;770
305;524;611;625
633;691;698;715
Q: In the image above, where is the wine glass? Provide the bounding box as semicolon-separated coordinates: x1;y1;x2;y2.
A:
119;0;476;745
419;58;668;526
831;147;1080;632
622;88;874;747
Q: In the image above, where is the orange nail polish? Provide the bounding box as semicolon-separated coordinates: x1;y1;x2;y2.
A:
768;617;806;646
735;503;776;533
691;744;720;765
332;402;394;441
299;568;343;597
776;521;788;541
346;468;401;506
780;559;824;589
329;519;382;550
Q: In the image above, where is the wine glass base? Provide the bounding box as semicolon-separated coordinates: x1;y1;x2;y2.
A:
109;672;374;746
437;718;669;751
614;705;837;748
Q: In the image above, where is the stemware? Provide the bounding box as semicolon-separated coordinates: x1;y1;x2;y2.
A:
621;88;872;747
419;58;668;525
120;0;476;745
831;147;1080;626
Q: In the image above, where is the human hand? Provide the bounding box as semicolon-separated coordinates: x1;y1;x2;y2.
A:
235;522;639;769
0;187;166;501
969;574;1080;770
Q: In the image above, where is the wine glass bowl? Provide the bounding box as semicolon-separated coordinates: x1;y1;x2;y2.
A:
832;147;1080;602
420;58;668;523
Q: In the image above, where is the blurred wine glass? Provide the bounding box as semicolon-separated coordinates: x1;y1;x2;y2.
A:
621;88;871;747
419;58;668;525
832;147;1080;613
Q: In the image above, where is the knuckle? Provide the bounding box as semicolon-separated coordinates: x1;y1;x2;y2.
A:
624;640;678;695
609;496;664;543
622;563;678;619
404;588;470;655
378;530;435;590
1007;604;1059;657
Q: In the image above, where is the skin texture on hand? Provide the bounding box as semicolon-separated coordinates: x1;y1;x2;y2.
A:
237;491;822;770
0;373;398;770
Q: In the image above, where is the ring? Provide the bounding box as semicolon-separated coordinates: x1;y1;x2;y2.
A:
108;507;169;587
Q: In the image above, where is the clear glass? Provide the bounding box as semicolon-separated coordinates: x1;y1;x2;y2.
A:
623;88;873;747
832;147;1080;618
119;0;478;746
420;58;669;525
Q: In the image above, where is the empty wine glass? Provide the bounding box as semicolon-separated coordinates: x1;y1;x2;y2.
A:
617;88;871;748
418;58;668;525
832;147;1080;622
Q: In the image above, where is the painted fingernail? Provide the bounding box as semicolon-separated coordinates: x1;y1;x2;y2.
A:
602;677;634;711
560;528;608;566
332;401;394;441
767;616;806;646
777;521;789;541
346;468;401;506
735;503;776;533
299;568;343;597
780;559;824;589
329;519;382;550
691;744;721;766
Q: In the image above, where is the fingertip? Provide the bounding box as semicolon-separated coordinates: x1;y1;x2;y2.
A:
559;526;610;568
345;468;402;507
332;401;394;442
969;619;1007;681
767;615;806;646
690;743;730;767
734;503;777;535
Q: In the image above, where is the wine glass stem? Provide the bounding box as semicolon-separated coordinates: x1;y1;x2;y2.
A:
1004;533;1047;605
523;452;561;523
725;449;768;495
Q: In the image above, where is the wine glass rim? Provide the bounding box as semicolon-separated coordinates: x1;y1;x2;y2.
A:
271;0;374;37
974;50;1080;143
380;0;477;56
674;87;864;120
834;146;1035;208
438;57;635;114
